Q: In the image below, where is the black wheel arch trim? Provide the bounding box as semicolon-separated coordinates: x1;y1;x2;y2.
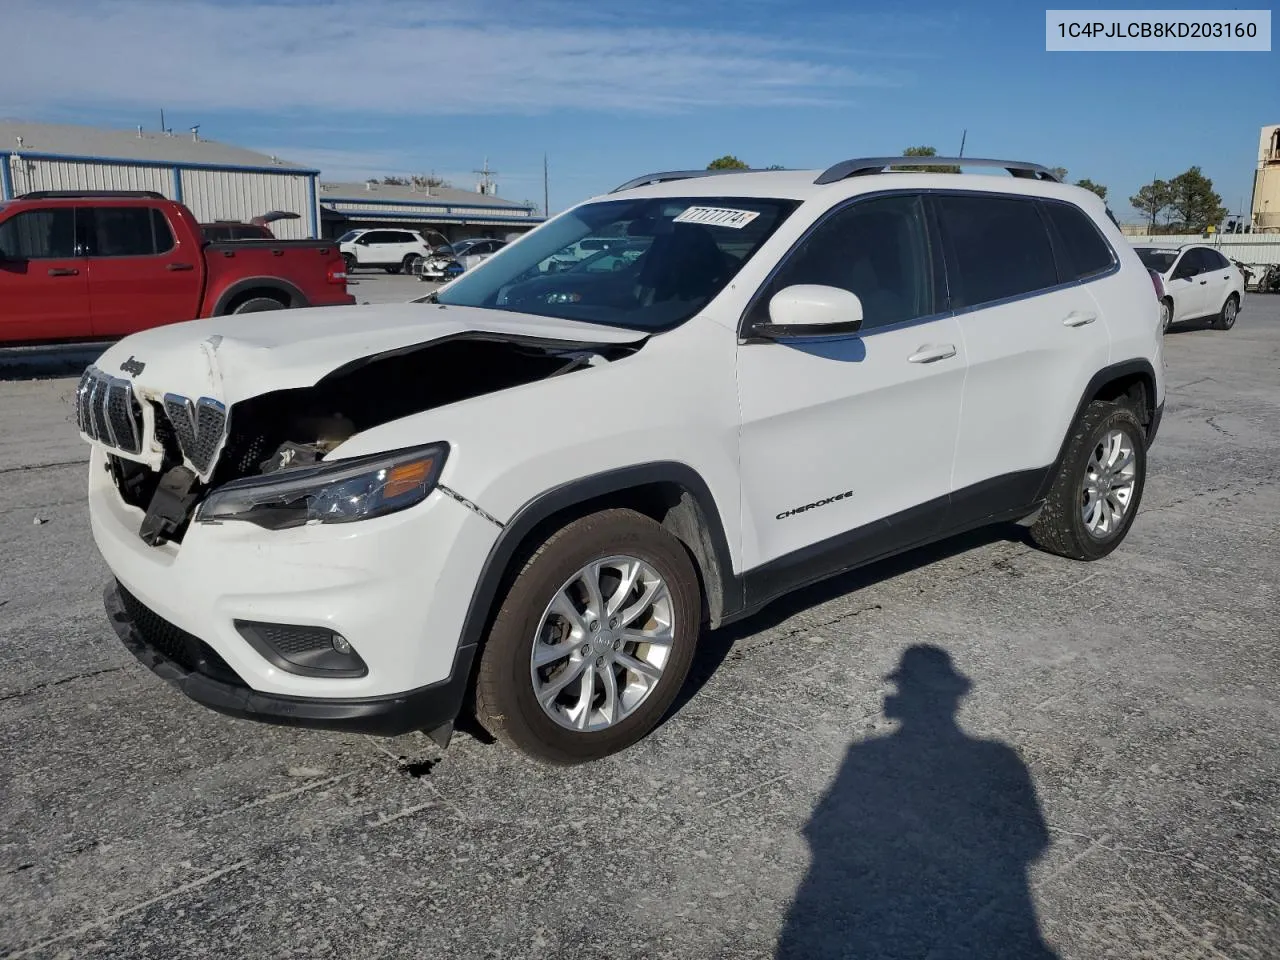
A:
1037;358;1158;503
457;462;741;656
212;276;309;314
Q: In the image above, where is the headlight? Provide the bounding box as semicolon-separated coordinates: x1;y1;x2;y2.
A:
196;444;448;530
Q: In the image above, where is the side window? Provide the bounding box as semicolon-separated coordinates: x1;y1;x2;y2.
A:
89;207;171;257
935;194;1058;308
1041;201;1115;280
0;209;76;259
1206;249;1229;270
751;193;934;332
152;210;175;253
361;231;386;244
1175;249;1204;277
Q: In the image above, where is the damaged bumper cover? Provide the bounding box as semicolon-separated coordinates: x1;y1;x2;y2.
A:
105;580;475;736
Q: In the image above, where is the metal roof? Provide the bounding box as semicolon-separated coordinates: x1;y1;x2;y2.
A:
0;120;312;171
319;180;529;210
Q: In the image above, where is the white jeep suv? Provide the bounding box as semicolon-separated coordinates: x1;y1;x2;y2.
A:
80;157;1165;763
338;228;440;275
1133;243;1245;332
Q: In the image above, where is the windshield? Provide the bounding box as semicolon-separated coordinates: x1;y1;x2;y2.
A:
1135;248;1178;273
434;196;798;330
337;230;360;243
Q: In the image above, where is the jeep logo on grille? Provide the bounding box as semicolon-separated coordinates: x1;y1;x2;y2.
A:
119;356;146;377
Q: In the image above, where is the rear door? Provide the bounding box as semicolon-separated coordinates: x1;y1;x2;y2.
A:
936;192;1112;509
0;206;90;342
85;206;202;337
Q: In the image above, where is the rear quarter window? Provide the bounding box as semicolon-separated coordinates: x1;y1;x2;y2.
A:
1041;201;1115;280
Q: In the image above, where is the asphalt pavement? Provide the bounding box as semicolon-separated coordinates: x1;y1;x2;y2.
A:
1;289;1277;959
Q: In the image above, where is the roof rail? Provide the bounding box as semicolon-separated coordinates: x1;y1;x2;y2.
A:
16;190;167;200
814;157;1060;185
610;168;763;194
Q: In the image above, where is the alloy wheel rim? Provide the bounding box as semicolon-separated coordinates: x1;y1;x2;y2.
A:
1224;299;1237;326
1161;302;1171;330
530;555;675;732
1081;429;1138;539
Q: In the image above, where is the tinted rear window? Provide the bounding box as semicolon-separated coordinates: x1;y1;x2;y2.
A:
0;209;75;259
935;194;1057;308
1042;201;1114;280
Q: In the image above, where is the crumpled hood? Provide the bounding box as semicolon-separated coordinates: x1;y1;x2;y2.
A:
93;301;646;405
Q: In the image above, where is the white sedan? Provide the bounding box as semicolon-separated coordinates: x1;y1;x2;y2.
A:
1134;244;1245;332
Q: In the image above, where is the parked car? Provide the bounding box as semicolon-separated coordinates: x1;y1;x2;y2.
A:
1133;243;1245;332
201;211;301;242
79;158;1163;764
338;228;445;275
416;238;507;281
0;191;353;345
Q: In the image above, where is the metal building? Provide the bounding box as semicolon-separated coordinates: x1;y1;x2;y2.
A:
0;121;320;238
318;180;543;243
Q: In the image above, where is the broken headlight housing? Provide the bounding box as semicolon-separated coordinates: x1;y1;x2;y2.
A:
196;444;448;530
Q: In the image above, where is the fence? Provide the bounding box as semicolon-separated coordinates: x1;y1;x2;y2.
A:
1122;233;1280;266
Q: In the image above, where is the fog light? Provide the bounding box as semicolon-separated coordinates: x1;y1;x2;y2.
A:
332;633;352;654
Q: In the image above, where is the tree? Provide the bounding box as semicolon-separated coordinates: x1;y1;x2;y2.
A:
1074;178;1108;200
410;174;450;190
382;175;409;185
896;146;960;174
1167;166;1227;232
1049;167;1069;182
1130;180;1173;232
707;155;749;170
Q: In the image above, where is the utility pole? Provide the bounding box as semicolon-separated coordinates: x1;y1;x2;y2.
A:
958;129;967;158
473;158;498;196
159;108;165;133
543;154;550;219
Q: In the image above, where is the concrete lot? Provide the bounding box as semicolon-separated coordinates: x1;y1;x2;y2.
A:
1;295;1277;959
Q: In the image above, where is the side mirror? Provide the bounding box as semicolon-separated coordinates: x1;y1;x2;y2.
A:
753;284;864;339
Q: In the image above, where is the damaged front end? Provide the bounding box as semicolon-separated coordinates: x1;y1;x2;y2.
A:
81;332;643;546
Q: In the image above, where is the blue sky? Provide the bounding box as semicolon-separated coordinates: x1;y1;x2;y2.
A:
3;0;1275;218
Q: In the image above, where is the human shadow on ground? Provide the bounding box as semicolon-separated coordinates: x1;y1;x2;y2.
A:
775;645;1058;960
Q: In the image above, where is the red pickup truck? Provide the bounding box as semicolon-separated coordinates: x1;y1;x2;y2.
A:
0;191;354;345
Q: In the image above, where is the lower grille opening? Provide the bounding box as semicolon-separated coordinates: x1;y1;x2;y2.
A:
118;586;246;688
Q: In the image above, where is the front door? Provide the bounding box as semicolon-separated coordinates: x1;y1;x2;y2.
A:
0;206;90;342
1167;248;1209;321
86;206;203;337
737;193;964;576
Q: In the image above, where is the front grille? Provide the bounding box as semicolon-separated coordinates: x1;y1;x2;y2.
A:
162;393;228;473
118;586;245;688
76;367;144;455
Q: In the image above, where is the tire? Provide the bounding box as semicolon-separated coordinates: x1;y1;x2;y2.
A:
1030;400;1147;561
1212;293;1239;331
385;266;401;275
231;296;286;314
474;509;701;764
341;253;356;273
1160;297;1173;333
403;253;424;275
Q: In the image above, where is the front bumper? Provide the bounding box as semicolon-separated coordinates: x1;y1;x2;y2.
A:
106;580;475;735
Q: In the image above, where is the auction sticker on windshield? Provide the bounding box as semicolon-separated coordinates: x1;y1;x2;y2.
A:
673;206;760;229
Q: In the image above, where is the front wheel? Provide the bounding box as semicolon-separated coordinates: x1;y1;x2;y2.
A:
475;509;701;764
1030;400;1147;561
1212;294;1238;330
341;253;356;273
1160;297;1173;333
403;253;424;275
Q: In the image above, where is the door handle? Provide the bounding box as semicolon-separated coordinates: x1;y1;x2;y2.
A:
1062;311;1097;327
167;262;194;271
908;344;957;364
47;267;79;277
1198;280;1207;285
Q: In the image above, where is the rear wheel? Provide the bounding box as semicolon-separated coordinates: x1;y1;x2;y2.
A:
1212;293;1239;330
1030;400;1147;561
475;509;701;764
231;296;286;314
